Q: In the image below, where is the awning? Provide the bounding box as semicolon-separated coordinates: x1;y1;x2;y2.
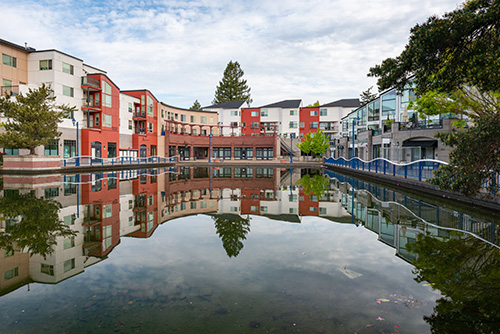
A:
402;140;437;148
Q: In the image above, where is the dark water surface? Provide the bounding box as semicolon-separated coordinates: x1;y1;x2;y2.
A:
0;167;498;333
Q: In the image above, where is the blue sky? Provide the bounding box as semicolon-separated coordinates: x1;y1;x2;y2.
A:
1;0;461;108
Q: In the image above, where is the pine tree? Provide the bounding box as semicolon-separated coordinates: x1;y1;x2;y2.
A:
190;99;202;110
213;61;252;105
359;87;377;106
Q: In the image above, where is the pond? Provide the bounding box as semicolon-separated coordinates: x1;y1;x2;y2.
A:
0;167;499;333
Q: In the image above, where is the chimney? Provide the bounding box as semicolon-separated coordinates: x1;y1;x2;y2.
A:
25;42;27;49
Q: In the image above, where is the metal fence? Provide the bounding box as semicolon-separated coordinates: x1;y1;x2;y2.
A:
324;156;446;182
62;155;178;167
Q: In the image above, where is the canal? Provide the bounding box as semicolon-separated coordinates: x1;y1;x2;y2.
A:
0;167;499;333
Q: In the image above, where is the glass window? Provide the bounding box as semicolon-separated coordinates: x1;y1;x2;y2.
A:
63;140;76;158
200;116;207;124
299;122;304;128
4;267;19;280
62;85;74;97
128;102;133;112
290;110;297;116
44;187;59;198
310;110;318;116
382;90;396;118
104;114;112;127
63;214;75;226
230;110;238;116
41;264;54;276
128;120;133;130
64;237;75;249
62;62;74;75
261;111;268;117
4;148;19;155
2;54;17;68
39;59;52;70
320;109;327;116
63;258;75;273
289;121;297;128
190;115;196;122
44;140;58;156
251;111;259;117
181;114;186;122
2;78;12;91
368;100;380;121
310;122;318;128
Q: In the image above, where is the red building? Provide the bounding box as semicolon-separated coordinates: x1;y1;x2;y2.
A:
241;108;261;136
81;74;121;159
121;90;159;157
299;107;320;138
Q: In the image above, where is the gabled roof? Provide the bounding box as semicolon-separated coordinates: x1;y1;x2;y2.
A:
203;100;246;109
321;99;360;108
259;99;302;109
0;38;36;52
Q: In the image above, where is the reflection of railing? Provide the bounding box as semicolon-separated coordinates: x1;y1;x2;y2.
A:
62;155;178;167
325;169;500;248
324;156;446;181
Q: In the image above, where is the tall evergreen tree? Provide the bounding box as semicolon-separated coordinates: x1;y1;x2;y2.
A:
212;61;252;105
359;87;377;106
0;84;76;155
190;99;202;111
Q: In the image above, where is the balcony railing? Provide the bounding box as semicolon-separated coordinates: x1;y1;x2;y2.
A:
82;98;100;109
81;76;101;90
134;111;147;118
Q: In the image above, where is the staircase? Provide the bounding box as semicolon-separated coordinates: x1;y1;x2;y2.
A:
280;137;301;157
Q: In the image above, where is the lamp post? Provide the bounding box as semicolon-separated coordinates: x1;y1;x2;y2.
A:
208;133;212;163
72;118;80;166
290;133;294;163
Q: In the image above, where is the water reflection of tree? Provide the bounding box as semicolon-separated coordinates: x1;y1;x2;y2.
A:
408;234;500;333
0;192;76;258
296;173;330;199
212;214;251;258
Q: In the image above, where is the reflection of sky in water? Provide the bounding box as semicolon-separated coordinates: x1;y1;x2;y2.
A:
0;215;440;333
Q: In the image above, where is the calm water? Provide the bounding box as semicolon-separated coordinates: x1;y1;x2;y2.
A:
0;167;499;333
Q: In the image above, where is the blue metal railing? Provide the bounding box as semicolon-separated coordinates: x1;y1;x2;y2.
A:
324;157;447;182
62;155;178;167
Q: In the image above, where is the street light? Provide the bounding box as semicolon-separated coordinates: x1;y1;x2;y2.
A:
72;118;80;166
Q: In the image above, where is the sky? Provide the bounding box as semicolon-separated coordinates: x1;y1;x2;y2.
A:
1;0;461;108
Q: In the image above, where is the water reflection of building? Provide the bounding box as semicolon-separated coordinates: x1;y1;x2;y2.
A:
2;167;496;296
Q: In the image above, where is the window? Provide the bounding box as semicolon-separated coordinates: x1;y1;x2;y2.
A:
210;117;214;123
44;140;58;156
319;207;327;214
63;214;75;226
128;102;133;112
310;110;318;116
200;116;207;124
4;267;19;280
230;206;238;212
251;206;258;212
63;258;75;273
190;115;196;122
62;85;74;97
231;110;238;116
104;114;112;127
289;194;297;202
261;111;268;117
44;187;59;198
190;202;197;209
4;148;19;155
2;54;17;68
320;108;327;116
63;140;76;158
148;122;153;132
260;206;268;213
103;204;112;218
62;62;74;75
256;148;273;160
299;122;305;128
103;82;112;107
128;120;133;130
64;237;75;249
289;208;298;214
41;264;54;276
382;91;396;117
147;96;153;116
290;110;297;116
181;202;186;210
230;121;238;127
289;121;297;128
251;122;259;129
251;111;259;117
4;249;14;258
2;78;12;91
310;122;318;128
310;207;317;212
181;114;187;122
39;59;52;70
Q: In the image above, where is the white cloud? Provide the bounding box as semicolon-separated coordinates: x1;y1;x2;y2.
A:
1;0;461;107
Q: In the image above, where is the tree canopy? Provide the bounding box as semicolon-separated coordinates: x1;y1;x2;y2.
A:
213;61;252;105
297;129;330;158
359;87;377;106
368;0;500;95
0;84;76;155
190;99;202;111
305;100;320;107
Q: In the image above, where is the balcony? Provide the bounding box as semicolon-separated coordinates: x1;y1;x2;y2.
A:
81;76;101;91
82;97;101;111
82;118;101;130
133;110;147;119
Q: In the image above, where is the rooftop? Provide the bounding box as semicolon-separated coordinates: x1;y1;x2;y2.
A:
321;99;360;108
203;100;247;109
259;99;302;109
